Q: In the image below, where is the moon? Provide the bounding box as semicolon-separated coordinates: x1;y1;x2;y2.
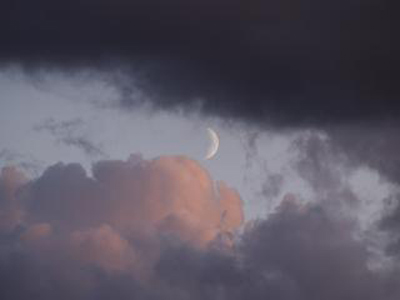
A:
205;128;220;160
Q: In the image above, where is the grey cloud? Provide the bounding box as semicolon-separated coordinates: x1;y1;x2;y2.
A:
236;200;384;300
289;130;400;271
62;136;106;158
378;194;400;259
291;132;369;219
34;118;106;158
329;124;400;184
260;173;284;199
0;155;400;299
310;124;400;260
34;118;85;134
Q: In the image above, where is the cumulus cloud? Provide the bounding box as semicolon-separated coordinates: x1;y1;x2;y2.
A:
20;223;52;243
70;224;135;273
1;153;400;299
0;155;243;275
22;155;243;246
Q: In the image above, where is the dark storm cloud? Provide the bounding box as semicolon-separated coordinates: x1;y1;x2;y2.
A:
1;0;399;126
328;124;400;184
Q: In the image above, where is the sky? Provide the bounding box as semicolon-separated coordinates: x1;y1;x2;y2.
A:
1;1;400;299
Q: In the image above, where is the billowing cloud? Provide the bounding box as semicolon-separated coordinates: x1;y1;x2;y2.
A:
0;155;243;280
23;155;243;246
70;224;135;273
1;153;400;299
0;154;246;298
20;222;52;243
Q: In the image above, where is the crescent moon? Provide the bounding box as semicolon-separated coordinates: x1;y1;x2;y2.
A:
205;128;220;160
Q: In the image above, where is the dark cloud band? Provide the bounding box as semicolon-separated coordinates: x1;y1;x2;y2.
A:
1;0;399;126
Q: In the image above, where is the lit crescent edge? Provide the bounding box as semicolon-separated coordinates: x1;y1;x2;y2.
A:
205;128;220;160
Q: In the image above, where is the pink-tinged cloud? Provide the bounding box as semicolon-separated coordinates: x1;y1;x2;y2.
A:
10;154;243;278
21;222;52;242
24;155;243;248
70;224;135;273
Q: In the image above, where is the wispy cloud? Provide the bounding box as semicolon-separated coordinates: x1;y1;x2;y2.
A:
34;118;107;158
0;148;43;176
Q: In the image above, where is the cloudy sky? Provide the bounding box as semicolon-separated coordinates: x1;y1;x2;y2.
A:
1;1;400;299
